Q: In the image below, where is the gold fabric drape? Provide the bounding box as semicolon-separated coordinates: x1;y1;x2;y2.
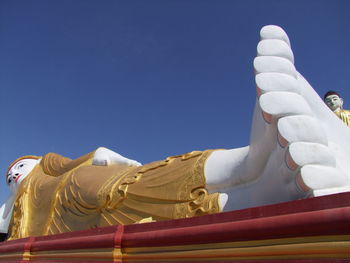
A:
9;150;220;240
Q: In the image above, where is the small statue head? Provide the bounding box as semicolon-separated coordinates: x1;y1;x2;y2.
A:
6;156;41;193
324;90;344;112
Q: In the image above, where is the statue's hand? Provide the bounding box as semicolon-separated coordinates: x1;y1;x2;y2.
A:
92;147;141;167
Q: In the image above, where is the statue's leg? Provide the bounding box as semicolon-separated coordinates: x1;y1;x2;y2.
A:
205;25;350;211
92;147;141;166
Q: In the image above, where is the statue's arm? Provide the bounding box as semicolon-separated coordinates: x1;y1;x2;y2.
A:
41;148;141;177
0;195;15;235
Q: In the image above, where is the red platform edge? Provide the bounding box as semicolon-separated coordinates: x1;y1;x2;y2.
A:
0;192;350;262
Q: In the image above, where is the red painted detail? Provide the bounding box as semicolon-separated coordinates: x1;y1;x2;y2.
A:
296;172;311;192
256;87;262;97
19;236;35;263
113;225;124;263
262;111;272;123
114;225;124;249
15;174;22;183
23;236;35;252
278;131;289;148
285;149;299;171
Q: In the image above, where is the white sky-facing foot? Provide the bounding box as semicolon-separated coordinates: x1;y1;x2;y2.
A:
206;25;350;211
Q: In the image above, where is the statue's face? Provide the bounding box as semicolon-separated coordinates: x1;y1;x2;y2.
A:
325;94;343;112
7;158;39;193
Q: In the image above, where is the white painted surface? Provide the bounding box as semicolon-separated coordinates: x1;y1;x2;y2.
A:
205;25;350;211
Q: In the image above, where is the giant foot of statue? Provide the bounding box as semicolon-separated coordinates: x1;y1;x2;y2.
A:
205;25;350;211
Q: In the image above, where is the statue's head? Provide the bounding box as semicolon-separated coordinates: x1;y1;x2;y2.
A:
6;156;41;193
324;90;344;112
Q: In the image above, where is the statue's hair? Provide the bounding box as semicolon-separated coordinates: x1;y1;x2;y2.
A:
324;90;341;100
6;155;41;178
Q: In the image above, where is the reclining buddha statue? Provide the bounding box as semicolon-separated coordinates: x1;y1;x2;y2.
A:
1;25;350;240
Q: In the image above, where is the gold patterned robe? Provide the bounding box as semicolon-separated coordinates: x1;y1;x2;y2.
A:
9;150;221;240
335;109;350;127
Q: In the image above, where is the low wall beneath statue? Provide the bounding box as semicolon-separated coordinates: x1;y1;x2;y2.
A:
0;192;350;262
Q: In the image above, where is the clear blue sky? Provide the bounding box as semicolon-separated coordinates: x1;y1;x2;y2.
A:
1;0;349;204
